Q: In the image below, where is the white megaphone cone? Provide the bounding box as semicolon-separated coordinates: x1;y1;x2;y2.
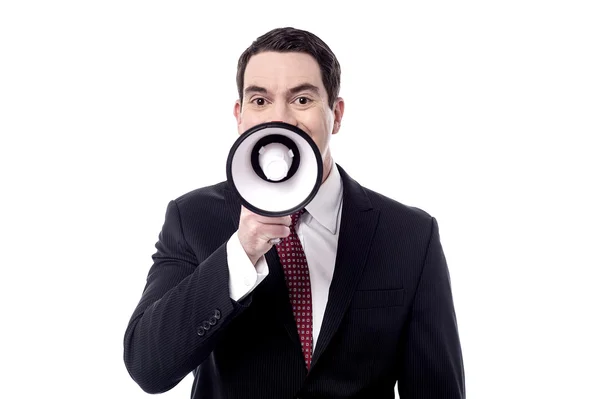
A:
226;122;323;217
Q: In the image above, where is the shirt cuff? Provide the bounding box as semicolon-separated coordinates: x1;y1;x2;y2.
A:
226;231;269;301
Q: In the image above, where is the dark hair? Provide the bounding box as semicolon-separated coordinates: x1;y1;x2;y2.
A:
236;27;341;109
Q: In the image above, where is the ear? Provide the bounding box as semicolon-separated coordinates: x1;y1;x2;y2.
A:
332;97;345;135
233;100;242;126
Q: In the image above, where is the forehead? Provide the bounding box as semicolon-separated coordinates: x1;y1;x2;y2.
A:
244;51;325;91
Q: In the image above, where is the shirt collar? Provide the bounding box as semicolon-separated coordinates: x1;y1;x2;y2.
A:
305;162;343;234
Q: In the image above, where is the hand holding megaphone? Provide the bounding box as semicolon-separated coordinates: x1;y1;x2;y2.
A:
236;205;292;265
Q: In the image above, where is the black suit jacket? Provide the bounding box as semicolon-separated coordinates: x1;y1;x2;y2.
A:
123;165;465;398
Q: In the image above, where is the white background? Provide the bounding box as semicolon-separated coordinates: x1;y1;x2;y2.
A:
1;1;599;398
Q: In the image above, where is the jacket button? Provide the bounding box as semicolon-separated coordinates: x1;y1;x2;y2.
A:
209;316;218;325
202;320;211;330
214;309;221;320
197;327;205;336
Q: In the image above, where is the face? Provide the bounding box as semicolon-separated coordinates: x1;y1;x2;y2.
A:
234;51;344;182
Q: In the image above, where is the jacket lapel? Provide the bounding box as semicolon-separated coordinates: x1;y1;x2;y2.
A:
310;165;380;370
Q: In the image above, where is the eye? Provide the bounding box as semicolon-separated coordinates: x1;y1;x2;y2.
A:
294;97;312;105
251;97;267;106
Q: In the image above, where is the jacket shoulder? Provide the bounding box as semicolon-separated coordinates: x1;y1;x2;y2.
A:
364;186;433;223
168;181;231;221
337;164;433;230
361;186;435;243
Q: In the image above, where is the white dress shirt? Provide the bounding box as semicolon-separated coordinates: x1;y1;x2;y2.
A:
226;163;344;349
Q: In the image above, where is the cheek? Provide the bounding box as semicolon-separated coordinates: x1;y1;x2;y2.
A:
299;116;331;148
238;113;260;132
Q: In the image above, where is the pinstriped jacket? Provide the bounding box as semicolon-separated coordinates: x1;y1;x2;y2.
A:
123;164;465;398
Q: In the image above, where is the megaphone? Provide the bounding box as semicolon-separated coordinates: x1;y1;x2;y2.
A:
226;121;323;217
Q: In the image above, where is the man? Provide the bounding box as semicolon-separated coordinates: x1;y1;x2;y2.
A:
124;27;465;398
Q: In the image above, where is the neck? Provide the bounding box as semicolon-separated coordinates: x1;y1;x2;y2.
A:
321;157;333;184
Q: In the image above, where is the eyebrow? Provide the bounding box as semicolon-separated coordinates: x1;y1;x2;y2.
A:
288;83;320;96
244;85;268;96
243;83;321;97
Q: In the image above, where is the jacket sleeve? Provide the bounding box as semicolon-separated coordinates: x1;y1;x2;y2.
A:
397;217;466;398
123;200;250;394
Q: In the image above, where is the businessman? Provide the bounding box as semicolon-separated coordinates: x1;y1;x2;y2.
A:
124;27;465;398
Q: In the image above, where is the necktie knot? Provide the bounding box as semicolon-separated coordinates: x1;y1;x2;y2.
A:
290;208;306;229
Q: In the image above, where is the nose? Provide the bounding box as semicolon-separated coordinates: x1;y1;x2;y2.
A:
270;103;297;126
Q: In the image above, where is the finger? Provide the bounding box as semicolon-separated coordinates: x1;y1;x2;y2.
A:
259;225;290;245
241;207;292;226
255;215;292;226
263;225;290;240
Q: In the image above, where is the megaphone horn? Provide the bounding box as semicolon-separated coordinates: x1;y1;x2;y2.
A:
226;122;323;217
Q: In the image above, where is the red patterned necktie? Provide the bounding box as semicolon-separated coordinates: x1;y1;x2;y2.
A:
276;208;313;369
